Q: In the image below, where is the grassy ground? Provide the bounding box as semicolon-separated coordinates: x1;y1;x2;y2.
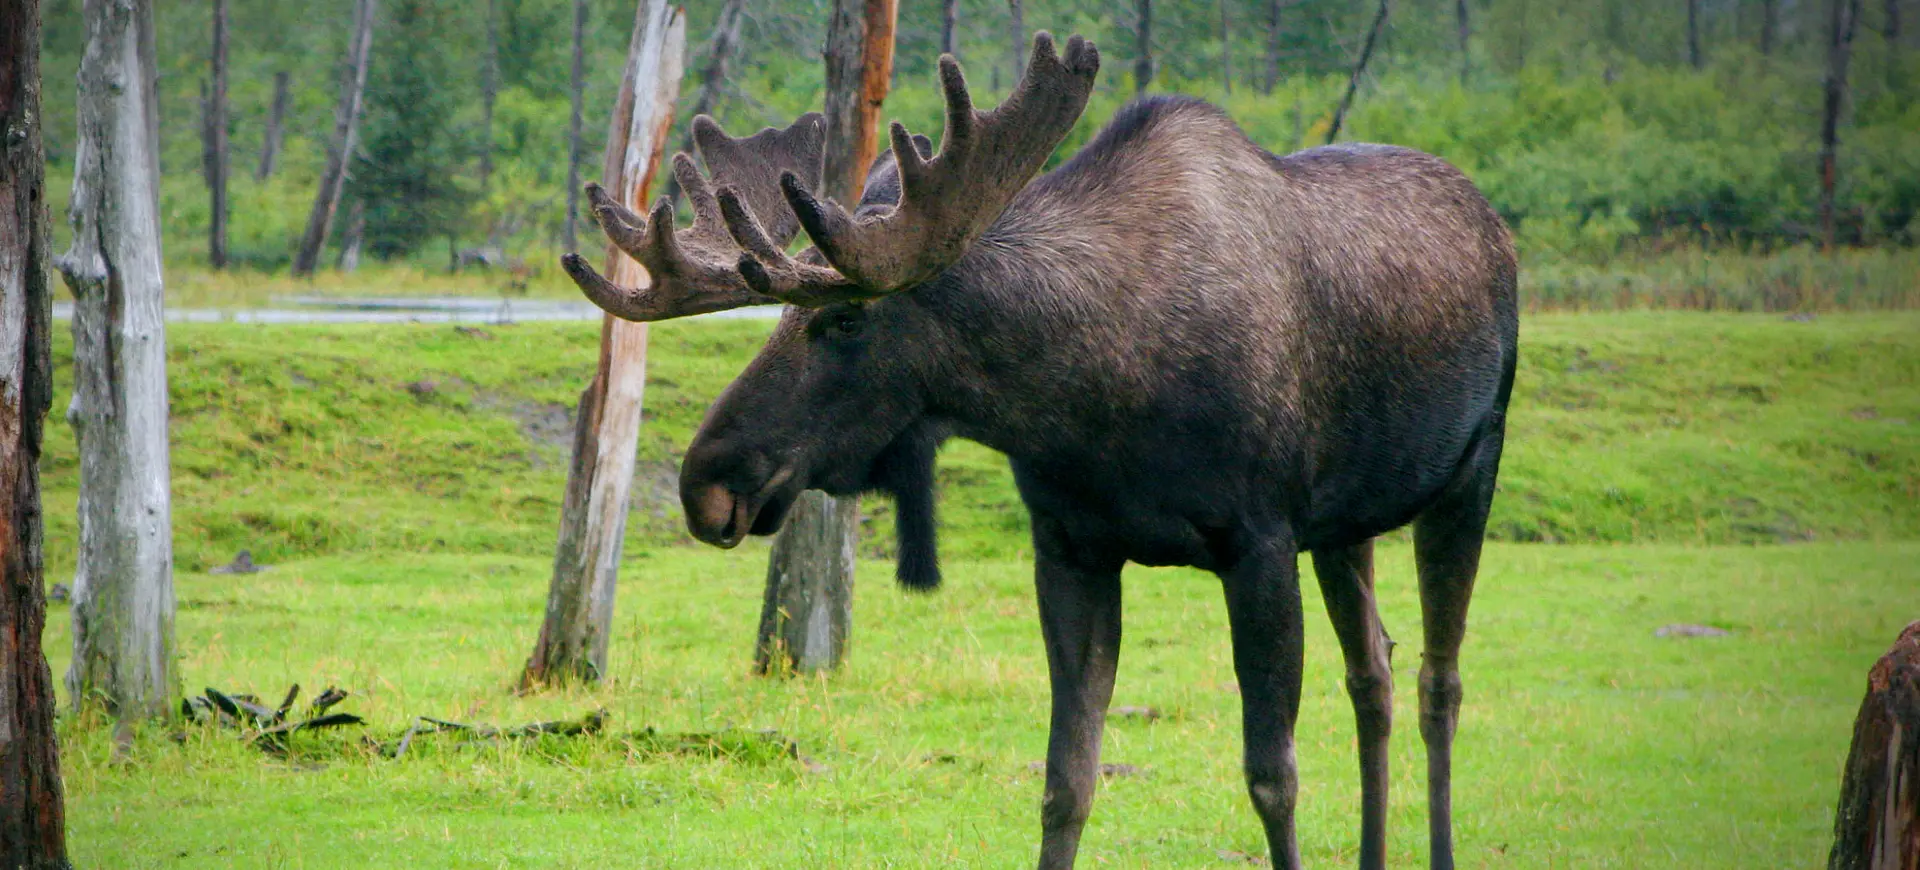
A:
44;312;1920;867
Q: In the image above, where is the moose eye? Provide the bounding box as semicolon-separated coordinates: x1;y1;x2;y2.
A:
823;309;865;339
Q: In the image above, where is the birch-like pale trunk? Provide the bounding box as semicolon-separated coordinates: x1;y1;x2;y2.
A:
752;0;893;677
54;0;175;720
523;0;684;687
0;0;72;861
292;0;374;278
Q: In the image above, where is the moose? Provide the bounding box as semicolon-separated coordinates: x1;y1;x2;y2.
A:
562;33;1517;870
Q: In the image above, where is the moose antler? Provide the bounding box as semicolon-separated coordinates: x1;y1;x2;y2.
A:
726;32;1100;305
559;113;826;321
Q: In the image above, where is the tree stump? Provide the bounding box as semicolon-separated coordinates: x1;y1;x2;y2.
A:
1828;620;1920;870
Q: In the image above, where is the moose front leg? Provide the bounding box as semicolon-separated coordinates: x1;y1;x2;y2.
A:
1221;535;1306;870
1031;518;1124;870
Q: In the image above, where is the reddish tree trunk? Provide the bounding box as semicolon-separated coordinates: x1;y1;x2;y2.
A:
0;0;72;862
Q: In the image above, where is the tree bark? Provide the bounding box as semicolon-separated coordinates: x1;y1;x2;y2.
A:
1264;0;1282;94
942;0;959;56
522;0;684;688
336;197;364;272
1688;0;1705;68
665;0;744;206
1326;0;1390;144
755;0;894;677
1820;0;1862;249
1220;0;1233;95
204;0;228;268
1456;0;1470;85
0;0;72;862
1134;0;1153;95
1008;0;1025;81
53;0;175;720
480;0;498;192
1827;620;1920;870
293;0;375;277
563;0;587;254
255;70;289;181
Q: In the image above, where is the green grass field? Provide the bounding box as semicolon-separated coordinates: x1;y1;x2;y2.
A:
46;312;1920;867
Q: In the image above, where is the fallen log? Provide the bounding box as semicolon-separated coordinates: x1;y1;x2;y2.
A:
1827;620;1919;870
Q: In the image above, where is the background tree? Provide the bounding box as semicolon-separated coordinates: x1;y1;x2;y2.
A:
254;70;289;181
292;0;375;277
55;0;176;720
1820;0;1864;247
203;0;229;267
354;0;475;260
564;0;587;253
1134;0;1153;94
1328;0;1391;143
0;0;71;862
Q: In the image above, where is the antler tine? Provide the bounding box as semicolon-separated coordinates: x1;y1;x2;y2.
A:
561;113;830;322
755;31;1099;302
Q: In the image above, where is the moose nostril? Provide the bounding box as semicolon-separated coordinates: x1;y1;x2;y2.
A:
687;483;737;542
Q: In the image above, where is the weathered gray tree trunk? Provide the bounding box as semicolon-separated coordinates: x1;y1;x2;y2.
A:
336;198;364;272
255;71;289;181
1007;0;1025;80
1134;0;1153;94
480;0;498;192
1827;621;1920;869
523;0;684;687
1820;0;1862;248
1456;0;1470;85
1327;0;1390;144
1219;0;1233;95
204;0;229;268
942;0;959;56
665;0;745;206
292;0;374;278
753;0;894;677
563;0;587;254
54;0;175;720
1264;0;1282;94
0;0;72;862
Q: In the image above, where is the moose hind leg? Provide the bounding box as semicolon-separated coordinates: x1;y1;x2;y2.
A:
1412;433;1502;870
1221;536;1306;870
1312;540;1393;870
1032;518;1124;870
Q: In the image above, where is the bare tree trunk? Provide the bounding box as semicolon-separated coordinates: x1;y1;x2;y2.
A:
942;0;959;56
0;0;72;863
563;0;587;254
666;0;746;206
1762;0;1780;55
1264;0;1282;94
1008;0;1025;81
255;70;288;181
336;197;364;272
1134;0;1153;94
1688;0;1705;68
1456;0;1470;85
755;0;895;677
480;0;498;192
1220;0;1233;95
1820;0;1862;248
1327;0;1390;143
522;0;685;688
204;0;228;268
1826;621;1920;869
292;0;375;278
54;0;174;720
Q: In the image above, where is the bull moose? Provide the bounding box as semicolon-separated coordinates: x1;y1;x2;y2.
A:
561;33;1517;870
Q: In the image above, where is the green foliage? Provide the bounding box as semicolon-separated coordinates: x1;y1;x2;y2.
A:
353;0;480;260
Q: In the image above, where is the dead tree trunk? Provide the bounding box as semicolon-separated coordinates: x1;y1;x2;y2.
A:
1827;620;1920;869
1134;0;1153;94
753;0;895;677
54;0;175;720
563;0;587;254
1688;0;1705;68
293;0;374;277
0;0;72;863
1264;0;1282;94
480;0;498;192
522;0;684;688
1219;0;1233;95
255;71;288;181
665;0;745;206
942;0;959;56
1008;0;1025;80
1820;0;1862;249
1456;0;1470;85
204;0;228;268
1327;0;1390;144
